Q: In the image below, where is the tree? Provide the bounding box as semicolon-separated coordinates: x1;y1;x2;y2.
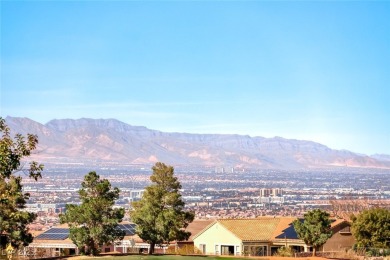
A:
351;208;390;249
131;162;194;254
0;117;44;249
60;171;125;256
293;209;333;256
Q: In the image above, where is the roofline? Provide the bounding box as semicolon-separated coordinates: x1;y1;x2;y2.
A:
192;220;217;240
192;219;244;242
241;240;271;243
273;238;305;243
330;219;349;230
193;217;349;242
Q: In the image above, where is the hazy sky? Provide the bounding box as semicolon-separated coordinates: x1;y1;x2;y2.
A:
1;1;389;155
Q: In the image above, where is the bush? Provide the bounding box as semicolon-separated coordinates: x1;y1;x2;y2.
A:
366;248;390;257
353;246;390;257
274;246;294;257
327;249;362;260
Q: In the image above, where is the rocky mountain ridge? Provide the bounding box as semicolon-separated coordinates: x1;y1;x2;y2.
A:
5;116;390;170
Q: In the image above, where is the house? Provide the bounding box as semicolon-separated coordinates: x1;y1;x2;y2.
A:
193;217;354;256
268;217;308;255
26;220;213;257
193;217;289;256
25;224;77;257
170;219;215;253
320;219;355;252
26;222;149;257
177;219;215;247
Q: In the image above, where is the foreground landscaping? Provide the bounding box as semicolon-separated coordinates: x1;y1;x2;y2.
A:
70;255;268;260
68;254;332;260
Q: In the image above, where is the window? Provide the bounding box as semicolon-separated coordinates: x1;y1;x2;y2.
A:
221;245;234;255
243;245;267;256
339;226;352;234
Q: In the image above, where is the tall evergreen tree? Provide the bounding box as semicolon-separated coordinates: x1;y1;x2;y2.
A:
0;117;44;248
131;162;194;254
60;171;125;256
293;209;332;256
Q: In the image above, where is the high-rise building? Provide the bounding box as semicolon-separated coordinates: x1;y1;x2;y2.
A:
260;188;282;197
129;190;144;200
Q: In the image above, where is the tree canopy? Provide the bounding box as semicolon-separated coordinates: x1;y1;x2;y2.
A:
60;171;125;256
131;162;194;254
351;208;390;249
0;117;44;248
293;209;333;256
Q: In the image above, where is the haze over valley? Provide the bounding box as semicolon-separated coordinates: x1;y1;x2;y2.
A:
7;116;390;170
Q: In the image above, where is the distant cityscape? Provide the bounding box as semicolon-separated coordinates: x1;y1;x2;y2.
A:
22;162;390;231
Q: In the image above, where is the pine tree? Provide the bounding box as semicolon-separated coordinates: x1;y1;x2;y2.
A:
0;117;44;248
60;171;125;256
131;162;194;254
293;209;332;256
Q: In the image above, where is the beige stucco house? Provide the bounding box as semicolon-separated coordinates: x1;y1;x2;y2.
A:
193;217;354;256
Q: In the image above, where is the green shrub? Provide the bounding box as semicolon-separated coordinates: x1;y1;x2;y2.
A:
274;246;294;257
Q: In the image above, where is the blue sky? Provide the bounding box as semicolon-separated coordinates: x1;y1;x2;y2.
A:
1;1;389;155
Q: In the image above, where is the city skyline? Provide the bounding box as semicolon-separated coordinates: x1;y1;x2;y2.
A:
1;1;389;155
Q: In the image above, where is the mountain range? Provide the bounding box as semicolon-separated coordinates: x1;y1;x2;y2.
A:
5;116;390;170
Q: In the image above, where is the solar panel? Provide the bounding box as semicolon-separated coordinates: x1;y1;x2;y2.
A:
276;219;337;240
275;224;299;239
117;224;136;236
35;228;70;240
35;224;137;240
47;228;69;234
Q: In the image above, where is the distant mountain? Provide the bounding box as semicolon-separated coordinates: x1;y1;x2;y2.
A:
5;116;390;170
371;154;390;162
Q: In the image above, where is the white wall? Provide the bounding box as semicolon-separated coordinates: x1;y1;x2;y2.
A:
193;222;242;255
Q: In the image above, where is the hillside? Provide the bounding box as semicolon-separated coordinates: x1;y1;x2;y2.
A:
5;116;390;169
